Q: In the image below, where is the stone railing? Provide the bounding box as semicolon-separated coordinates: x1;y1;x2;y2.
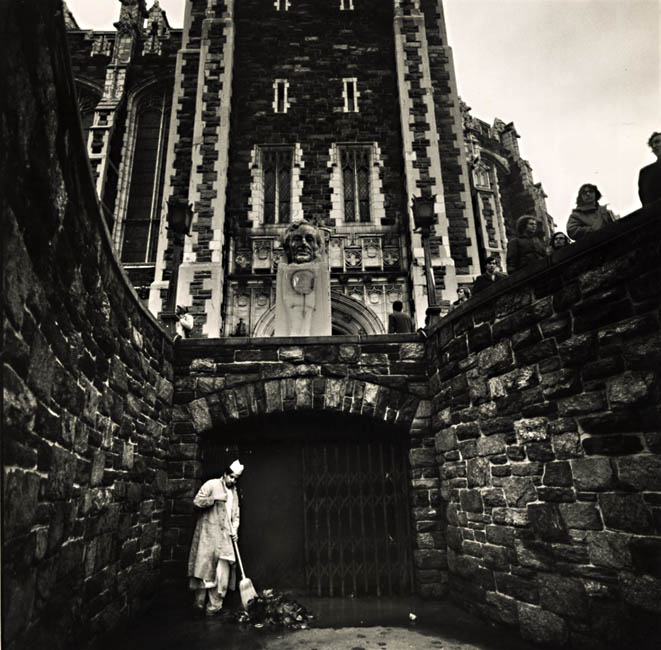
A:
424;202;661;648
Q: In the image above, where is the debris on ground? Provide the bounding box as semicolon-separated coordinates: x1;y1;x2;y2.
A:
230;589;314;630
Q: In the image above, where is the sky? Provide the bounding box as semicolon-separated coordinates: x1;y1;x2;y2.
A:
66;0;660;231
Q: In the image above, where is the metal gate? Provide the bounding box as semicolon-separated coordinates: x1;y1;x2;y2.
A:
302;440;413;597
201;432;413;597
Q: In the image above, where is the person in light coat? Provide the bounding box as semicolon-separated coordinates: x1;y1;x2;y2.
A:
567;184;617;241
188;460;243;616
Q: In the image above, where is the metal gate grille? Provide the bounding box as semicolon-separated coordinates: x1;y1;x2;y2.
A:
302;440;413;597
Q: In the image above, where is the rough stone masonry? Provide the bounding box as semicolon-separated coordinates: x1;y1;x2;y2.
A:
2;2;661;650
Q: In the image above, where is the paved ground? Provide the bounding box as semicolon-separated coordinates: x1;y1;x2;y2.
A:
96;591;541;650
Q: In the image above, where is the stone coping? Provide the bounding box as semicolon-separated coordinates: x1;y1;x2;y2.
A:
176;331;426;350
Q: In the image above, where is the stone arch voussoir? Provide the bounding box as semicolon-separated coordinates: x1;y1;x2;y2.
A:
188;377;420;436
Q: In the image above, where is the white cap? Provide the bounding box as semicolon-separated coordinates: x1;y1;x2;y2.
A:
229;460;244;476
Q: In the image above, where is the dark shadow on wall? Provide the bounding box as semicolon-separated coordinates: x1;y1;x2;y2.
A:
2;2;172;650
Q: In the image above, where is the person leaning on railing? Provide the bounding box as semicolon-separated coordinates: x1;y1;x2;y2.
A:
473;256;507;294
567;184;618;241
548;231;571;253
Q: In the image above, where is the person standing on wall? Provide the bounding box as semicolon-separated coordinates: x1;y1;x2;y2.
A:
188;460;244;617
388;300;414;333
638;131;661;207
473;256;507;294
548;231;571;252
175;305;194;341
506;215;547;274
567;184;618;241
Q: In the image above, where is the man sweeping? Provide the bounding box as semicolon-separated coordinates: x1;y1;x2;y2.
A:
188;460;244;616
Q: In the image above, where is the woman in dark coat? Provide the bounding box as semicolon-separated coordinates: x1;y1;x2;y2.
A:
506;215;546;274
566;184;617;241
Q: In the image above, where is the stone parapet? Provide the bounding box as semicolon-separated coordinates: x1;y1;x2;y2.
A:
426;203;661;648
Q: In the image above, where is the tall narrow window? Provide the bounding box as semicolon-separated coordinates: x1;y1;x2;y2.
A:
262;148;293;224
273;79;289;113
121;90;170;263
341;146;371;223
274;0;290;10
340;0;354;9
343;78;359;112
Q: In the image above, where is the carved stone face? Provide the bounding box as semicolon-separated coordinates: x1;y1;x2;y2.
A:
283;222;321;264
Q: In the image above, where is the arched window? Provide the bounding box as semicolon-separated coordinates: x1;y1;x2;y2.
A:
120;88;171;264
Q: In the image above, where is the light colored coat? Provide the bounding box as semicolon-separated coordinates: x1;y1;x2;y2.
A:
187;478;240;583
567;205;616;241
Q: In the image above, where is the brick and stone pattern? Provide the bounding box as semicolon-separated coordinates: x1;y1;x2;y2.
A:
420;0;480;278
224;0;413;332
147;0;207;319
426;205;661;648
394;0;458;318
228;0;405;227
3;4;173;648
163;335;447;594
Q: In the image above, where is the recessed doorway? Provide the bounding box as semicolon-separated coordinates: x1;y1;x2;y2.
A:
200;412;413;597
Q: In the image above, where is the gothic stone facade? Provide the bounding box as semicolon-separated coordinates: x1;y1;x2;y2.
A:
66;0;552;337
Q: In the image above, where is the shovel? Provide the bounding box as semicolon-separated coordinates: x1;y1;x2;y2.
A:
232;537;258;610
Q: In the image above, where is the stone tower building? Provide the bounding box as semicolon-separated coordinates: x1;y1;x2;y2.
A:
65;0;552;337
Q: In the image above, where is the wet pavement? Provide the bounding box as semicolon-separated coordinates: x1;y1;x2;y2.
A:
95;588;541;650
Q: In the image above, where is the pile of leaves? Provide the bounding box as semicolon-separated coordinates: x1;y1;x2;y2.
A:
231;589;314;630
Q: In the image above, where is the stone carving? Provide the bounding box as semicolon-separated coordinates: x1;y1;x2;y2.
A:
329;237;344;269
383;248;400;268
143;0;171;56
252;239;272;270
362;237;382;269
344;248;362;269
234;250;250;272
274;221;331;337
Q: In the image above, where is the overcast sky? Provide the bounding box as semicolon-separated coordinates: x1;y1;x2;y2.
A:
66;0;659;231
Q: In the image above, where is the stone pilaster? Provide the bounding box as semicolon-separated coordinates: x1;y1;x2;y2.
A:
393;0;457;326
421;0;481;280
149;0;235;338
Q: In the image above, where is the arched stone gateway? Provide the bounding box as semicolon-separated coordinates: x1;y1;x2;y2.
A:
166;340;443;598
199;411;415;597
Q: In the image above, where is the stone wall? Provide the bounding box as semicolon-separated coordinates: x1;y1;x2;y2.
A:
2;3;173;649
164;335;447;596
426;204;661;648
